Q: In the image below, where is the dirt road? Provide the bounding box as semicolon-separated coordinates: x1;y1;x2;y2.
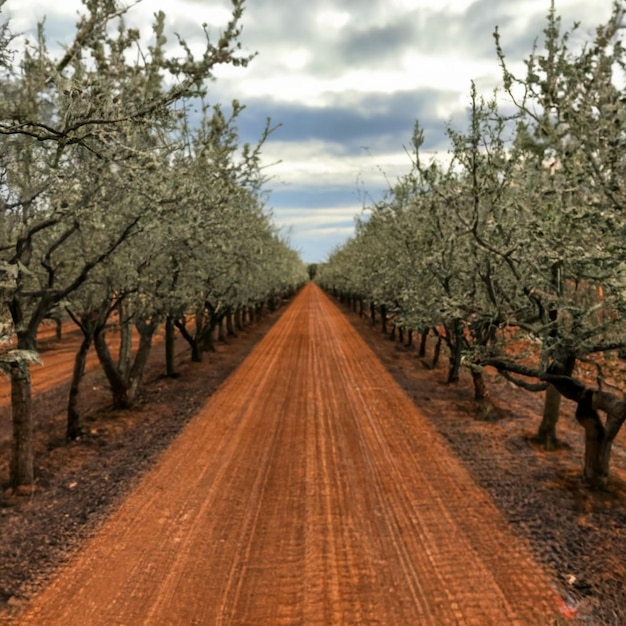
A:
15;284;565;625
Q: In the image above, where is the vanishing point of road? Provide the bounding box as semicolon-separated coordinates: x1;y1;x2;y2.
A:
17;284;564;625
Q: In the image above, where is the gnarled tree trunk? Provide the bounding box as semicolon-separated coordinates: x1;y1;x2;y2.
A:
10;360;34;488
537;385;562;450
94;317;160;409
581;390;626;489
226;309;237;337
67;333;92;440
471;368;495;421
66;304;110;441
234;306;243;331
218;316;226;343
176;317;202;362
202;315;219;353
537;355;575;450
165;315;178;378
126;318;158;402
418;329;428;358
117;301;132;379
446;320;464;384
8;323;41;489
544;374;626;488
431;334;442;368
95;327;131;408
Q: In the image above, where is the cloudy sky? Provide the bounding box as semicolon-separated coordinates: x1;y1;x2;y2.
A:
3;0;614;262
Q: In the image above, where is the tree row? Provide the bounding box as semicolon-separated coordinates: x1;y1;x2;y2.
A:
0;1;307;489
318;2;626;488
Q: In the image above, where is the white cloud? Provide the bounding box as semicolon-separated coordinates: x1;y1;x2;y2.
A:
3;0;76;24
260;140;410;192
315;9;350;31
2;0;617;261
274;207;359;226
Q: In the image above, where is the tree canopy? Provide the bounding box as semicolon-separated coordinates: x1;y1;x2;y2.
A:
0;0;306;488
317;1;626;487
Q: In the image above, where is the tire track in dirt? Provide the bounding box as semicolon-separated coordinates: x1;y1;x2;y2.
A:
14;284;564;625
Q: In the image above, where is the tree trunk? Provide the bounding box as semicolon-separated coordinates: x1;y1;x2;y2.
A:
226;310;237;337
268;293;277;311
165;316;178;377
125;319;158;404
370;301;376;325
418;329;428;358
65;303;111;441
234;306;243;331
544;376;626;487
573;390;626;489
94;327;131;408
575;398;608;489
594;392;626;487
67;333;92;441
117;320;132;379
10;360;34;488
406;329;413;348
432;335;442;368
192;339;204;360
202;319;217;353
537;385;562;450
446;321;464;383
218;316;226;343
175;317;202;362
447;352;462;383
95;317;159;410
537;356;575;450
380;305;388;334
470;369;487;400
471;369;495;420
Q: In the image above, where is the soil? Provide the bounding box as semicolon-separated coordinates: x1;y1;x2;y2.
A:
346;301;626;625
0;306;288;620
0;285;624;624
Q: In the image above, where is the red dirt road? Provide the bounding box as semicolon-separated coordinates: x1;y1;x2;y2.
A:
15;284;564;625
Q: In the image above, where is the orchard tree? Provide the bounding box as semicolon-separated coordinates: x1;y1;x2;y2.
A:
0;0;254;488
321;2;626;487
484;1;626;482
162;102;279;361
412;85;543;404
